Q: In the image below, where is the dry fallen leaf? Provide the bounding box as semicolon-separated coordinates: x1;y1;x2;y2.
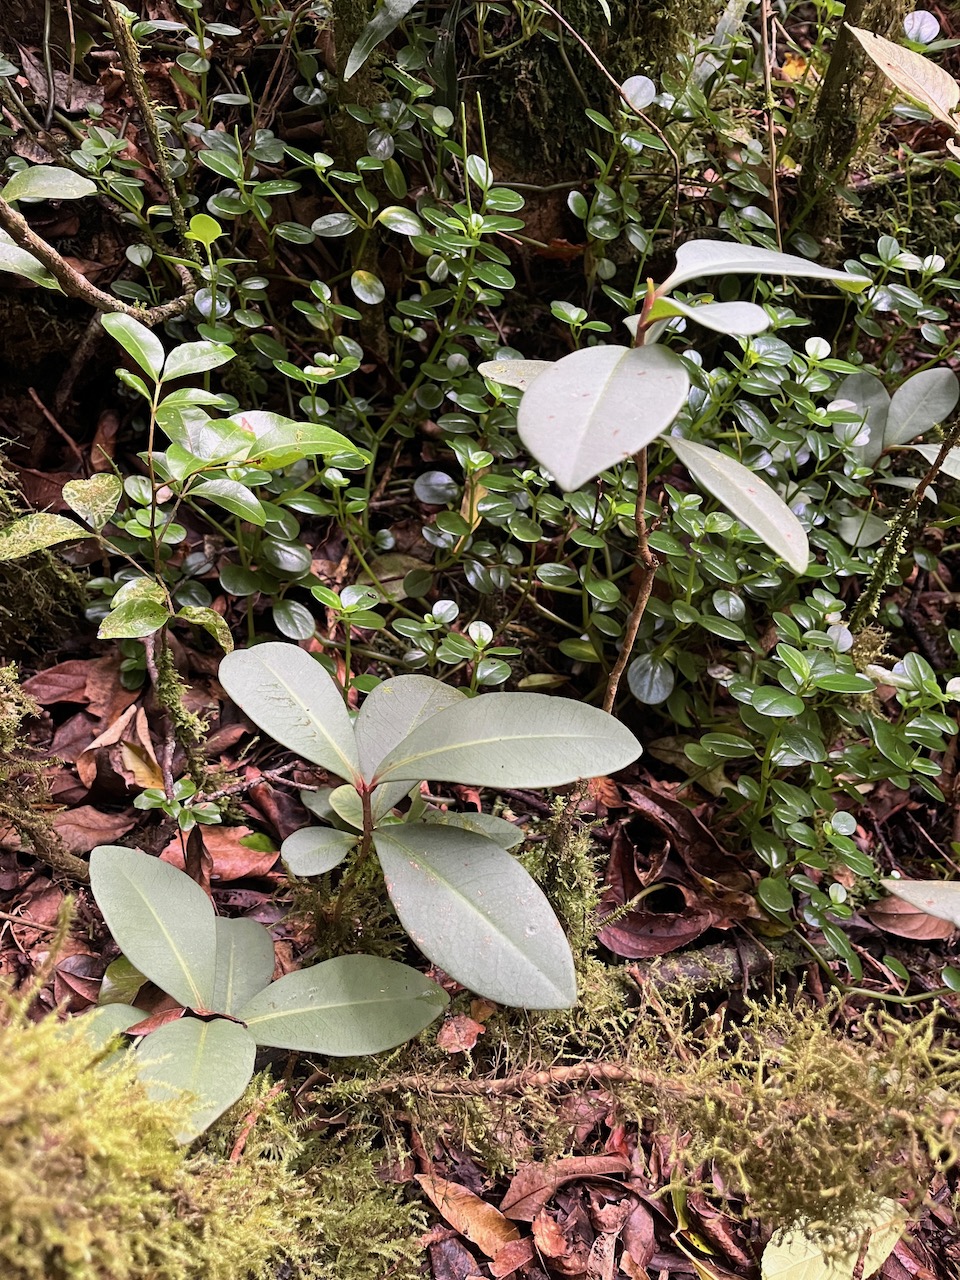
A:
866;893;955;941
500;1156;630;1221
437;1014;486;1054
417;1174;521;1258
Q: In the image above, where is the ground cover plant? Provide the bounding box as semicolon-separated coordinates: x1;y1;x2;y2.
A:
1;0;960;1276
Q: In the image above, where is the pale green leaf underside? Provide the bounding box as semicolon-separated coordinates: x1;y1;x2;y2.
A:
238;954;448;1054
218;642;360;782
637;297;772;336
761;1196;905;1280
913;443;960;481
478;358;553;391
355;674;467;780
281;826;357;876
374;824;576;1008
2;165;96;203
848;25;960;127
838;371;891;466
517;344;690;492
0;232;59;288
423;810;524;849
89;845;218;1012
136;1017;256;1143
670;437;809;573
885;368;959;450
76;1003;143;1054
881;878;960;928
660;238;867;293
373;690;642;788
211;918;275;1016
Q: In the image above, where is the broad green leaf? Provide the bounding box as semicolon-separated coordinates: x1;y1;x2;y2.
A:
2;165;96;203
112;576;166;607
176;605;233;652
373;690;642;787
218;642;361;782
837;510;889;547
135;1016;256;1142
158;408;255;462
191;478;266;525
77;1003;143;1052
211;918;275;1016
281;826;357;876
89;845;218;1011
62;474;122;530
355;674;467;781
0;232;59;288
234;411;361;467
423;810;524;849
913;442;960;481
517;344;689;491
635;297;772;336
329;783;365;830
98;598;169;639
660;239;867;294
99;956;146;1006
351;269;385;304
761;1197;905;1279
0;513;90;560
374;824;576;1008
238;954;448;1053
377;205;424;235
102;313;165;381
670;437;809;573
885;368;959;449
848;25;960;128
344;0;423;79
836;371;891;465
881;878;960;927
478;358;553;391
161;340;234;380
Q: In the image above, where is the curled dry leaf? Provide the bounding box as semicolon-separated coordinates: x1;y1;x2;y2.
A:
500;1156;630;1221
437;1013;486;1054
866;894;955;941
417;1175;520;1258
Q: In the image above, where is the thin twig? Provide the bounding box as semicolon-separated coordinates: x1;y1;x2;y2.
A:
602;448;659;713
27;388;85;467
758;0;783;249
0;909;59;933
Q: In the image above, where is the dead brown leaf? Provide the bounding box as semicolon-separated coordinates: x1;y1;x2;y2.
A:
160;826;277;883
866;895;955;941
500;1156;630;1221
489;1236;536;1278
417;1174;521;1258
437;1014;486;1054
52;805;135;855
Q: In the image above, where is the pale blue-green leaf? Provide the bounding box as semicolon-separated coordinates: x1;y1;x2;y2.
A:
102;312;165;380
670;437;809;573
838;511;889;547
633;296;772;336
837;371;891;465
344;0;423;79
0;232;59;288
423;810;524;849
281;826;357;876
880;878;960;928
238;954;447;1053
89;845;218;1011
517;344;689;491
329;783;364;830
374;690;642;787
375;824;576;1008
136;1017;256;1142
76;1003;143;1052
660;239;867;294
0;513;90;560
191;478;266;525
211;918;275;1016
621;74;656;110
913;443;960;481
478;358;553;391
627;652;675;704
62;474;123;530
3;165;96;203
355;674;467;781
161;340;234;380
218;642;361;782
886;368;959;449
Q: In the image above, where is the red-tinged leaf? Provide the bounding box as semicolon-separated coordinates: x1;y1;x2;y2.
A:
622;1201;656;1270
866;894;955;941
500;1156;630;1221
426;1237;484;1280
21;659;93;704
490;1236;536;1278
126;1006;186;1035
437;1014;486;1054
531;1209;591;1273
417;1174;522;1258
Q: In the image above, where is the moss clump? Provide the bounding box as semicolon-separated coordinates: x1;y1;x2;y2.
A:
0;459;84;660
0;988;429;1280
